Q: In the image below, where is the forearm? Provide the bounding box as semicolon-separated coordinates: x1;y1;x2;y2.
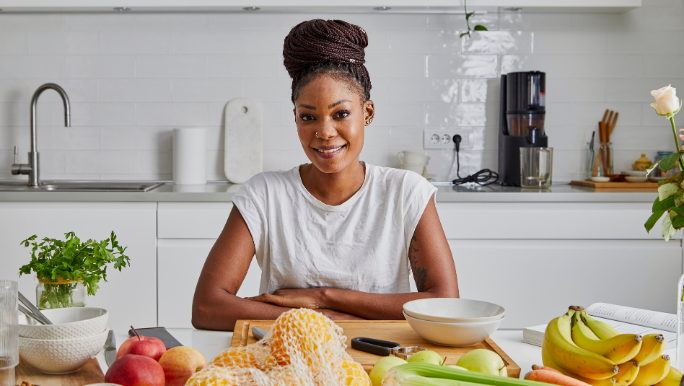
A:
192;289;291;331
321;287;454;320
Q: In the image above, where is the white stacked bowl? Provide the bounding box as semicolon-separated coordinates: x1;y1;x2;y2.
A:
403;299;505;347
17;307;109;373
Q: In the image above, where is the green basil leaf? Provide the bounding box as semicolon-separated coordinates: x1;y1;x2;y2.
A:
473;25;488;31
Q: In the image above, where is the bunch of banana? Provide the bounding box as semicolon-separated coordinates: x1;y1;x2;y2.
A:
542;306;682;386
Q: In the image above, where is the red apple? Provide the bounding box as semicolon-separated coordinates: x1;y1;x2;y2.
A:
105;354;165;386
116;335;166;361
159;346;207;386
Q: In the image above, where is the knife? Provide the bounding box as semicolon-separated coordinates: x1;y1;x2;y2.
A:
252;327;268;341
104;330;117;367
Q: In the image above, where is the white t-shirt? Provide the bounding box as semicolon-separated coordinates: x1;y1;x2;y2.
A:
231;163;437;295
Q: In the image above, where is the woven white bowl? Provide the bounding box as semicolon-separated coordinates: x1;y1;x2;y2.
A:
18;328;108;374
19;307;108;340
403;298;505;323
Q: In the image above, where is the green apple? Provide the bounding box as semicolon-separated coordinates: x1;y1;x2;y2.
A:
446;365;469;371
456;349;507;376
407;350;443;366
369;356;408;386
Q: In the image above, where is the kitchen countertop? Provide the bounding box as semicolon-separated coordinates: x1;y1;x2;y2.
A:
96;329;542;379
0;182;657;203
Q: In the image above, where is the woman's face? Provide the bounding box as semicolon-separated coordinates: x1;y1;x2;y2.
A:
294;74;374;174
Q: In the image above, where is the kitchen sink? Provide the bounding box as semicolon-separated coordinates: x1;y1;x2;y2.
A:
0;181;164;192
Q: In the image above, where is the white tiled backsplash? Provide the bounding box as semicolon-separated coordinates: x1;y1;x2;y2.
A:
1;1;683;182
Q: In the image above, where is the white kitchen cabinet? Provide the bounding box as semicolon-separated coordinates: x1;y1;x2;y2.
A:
158;202;232;239
0;0;640;13
0;202;157;331
437;202;674;240
449;239;682;329
157;239;262;328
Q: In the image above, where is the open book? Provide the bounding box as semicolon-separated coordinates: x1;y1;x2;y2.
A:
523;303;677;350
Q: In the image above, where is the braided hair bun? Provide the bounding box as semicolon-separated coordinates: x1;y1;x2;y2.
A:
283;19;372;103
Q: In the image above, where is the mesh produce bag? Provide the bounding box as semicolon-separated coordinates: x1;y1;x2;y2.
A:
186;309;371;386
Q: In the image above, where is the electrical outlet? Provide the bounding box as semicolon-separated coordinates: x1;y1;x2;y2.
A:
423;129;467;150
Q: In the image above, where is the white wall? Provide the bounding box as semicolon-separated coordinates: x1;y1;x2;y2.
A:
0;1;682;182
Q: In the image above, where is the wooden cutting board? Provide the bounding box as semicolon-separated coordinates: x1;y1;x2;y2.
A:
14;358;104;386
570;180;658;190
232;320;520;378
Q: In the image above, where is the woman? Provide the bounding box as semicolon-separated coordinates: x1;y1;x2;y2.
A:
192;19;458;331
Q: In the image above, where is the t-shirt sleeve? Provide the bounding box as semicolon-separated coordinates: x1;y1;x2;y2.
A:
402;172;438;245
231;176;266;256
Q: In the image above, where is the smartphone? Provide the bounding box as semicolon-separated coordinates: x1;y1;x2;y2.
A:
128;327;184;349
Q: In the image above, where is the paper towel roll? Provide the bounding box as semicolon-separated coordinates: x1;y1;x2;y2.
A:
173;128;207;185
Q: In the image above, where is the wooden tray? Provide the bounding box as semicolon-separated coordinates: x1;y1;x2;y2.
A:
232;320;520;378
570;180;658;190
14;358;104;386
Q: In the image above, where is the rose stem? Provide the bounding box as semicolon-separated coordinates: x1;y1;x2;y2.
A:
670;116;684;170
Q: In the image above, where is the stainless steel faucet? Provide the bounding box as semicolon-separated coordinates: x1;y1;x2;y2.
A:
12;83;71;187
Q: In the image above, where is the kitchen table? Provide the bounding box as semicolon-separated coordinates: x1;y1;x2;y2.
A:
96;329;542;379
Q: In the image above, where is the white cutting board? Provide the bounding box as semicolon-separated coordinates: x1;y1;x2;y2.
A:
224;98;263;183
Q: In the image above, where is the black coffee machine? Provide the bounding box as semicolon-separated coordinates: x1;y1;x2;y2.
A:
498;71;547;186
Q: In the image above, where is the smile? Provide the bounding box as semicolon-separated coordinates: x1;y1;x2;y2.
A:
314;144;346;159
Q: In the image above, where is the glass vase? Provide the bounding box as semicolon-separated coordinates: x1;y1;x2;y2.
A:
35;278;86;310
677;273;684;369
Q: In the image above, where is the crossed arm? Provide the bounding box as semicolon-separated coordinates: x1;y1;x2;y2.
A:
191;199;459;331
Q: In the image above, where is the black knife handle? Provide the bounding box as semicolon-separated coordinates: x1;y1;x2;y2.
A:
351;337;400;356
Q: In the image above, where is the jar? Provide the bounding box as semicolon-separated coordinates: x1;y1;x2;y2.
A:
632;153;653;171
35;277;86;310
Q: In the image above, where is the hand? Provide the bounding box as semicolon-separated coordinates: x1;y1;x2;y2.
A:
249;288;326;309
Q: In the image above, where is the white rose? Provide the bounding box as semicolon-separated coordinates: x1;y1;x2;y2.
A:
651;85;681;116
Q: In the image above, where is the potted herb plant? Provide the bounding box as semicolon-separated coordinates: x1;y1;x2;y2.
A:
18;231;130;310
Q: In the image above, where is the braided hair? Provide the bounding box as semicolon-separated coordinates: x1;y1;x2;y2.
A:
283;19;372;104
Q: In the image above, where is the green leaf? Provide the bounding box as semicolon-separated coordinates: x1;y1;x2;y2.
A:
465;11;475;20
653;195;675;211
660;152;680;172
676;190;684;207
647;162;659;176
460;31;470;38
659;183;679;201
663;212;676;242
673;214;684;229
473;25;488;31
646;210;666;232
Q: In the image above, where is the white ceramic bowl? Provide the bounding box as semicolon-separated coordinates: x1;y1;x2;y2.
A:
19;307;108;340
591;176;610;182
18;328;108;374
622;170;648;177
403;298;505;323
403;312;502;347
625;176;648;183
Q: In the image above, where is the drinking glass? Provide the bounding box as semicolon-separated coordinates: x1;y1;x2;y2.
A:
520;147;553;189
0;281;18;386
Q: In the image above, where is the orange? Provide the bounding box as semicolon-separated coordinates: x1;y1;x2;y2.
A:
211;348;260;370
